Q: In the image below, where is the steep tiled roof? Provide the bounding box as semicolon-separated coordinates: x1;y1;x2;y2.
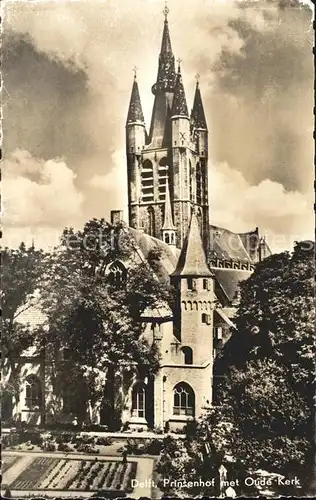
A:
171;64;189;118
128;228;179;279
191;81;207;130
126;77;145;125
171;211;213;277
210;225;252;262
140;301;173;320
213;269;251;302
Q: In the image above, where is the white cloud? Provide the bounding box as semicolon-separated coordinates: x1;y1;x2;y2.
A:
210;162;314;252
5;0;245;124
2;149;84;248
89;148;128;218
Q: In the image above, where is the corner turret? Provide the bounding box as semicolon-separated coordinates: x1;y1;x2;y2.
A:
126;71;146;227
191;78;208;157
171;62;190;148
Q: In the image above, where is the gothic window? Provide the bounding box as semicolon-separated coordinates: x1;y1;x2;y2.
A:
132;382;146;418
141;160;154;202
147;206;156;236
203;279;209;290
173;382;195;416
165;233;170;244
108;260;127;287
25;375;42;409
196;162;202;205
181;346;193;365
158;157;168;201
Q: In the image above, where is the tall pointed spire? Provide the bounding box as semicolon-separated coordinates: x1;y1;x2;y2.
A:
171;61;189;117
161;2;172;54
191;77;207;129
126;71;145;125
162;177;175;230
152;3;176;94
171;210;212;277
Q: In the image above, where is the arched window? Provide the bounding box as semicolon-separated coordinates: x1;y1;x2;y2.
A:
173;382;195;416
181;347;193;365
141;160;154;202
25;375;42;409
147;206;156;236
108;260;127;287
132;383;146;418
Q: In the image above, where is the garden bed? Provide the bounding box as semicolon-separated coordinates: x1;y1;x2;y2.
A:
9;458;137;492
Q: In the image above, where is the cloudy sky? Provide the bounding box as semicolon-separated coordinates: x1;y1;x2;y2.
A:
2;0;314;252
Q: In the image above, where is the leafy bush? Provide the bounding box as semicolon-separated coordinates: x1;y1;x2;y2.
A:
57;442;72;452
125;439;138;454
121;422;129;431
76;443;99;454
42;441;56;452
55;432;73;444
78;434;95;445
95;436;113;446
2;433;20;449
143;438;163;455
153;426;163;434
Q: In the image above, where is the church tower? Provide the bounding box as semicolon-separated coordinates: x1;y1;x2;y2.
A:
126;6;210;253
170;209;215;366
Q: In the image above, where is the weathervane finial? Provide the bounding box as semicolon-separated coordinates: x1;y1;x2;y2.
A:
177;57;182;71
195;72;200;83
163;1;169;20
133;66;138;80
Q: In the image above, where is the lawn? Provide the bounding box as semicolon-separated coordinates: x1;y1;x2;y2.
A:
2;455;21;474
9;457;137;492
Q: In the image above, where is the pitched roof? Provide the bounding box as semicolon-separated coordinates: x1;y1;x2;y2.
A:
213;268;251;302
162;178;175;230
191;81;207;129
171;211;213;277
126;77;145;125
140;301;173;320
128;228;179;279
210;225;252;262
171;64;189;118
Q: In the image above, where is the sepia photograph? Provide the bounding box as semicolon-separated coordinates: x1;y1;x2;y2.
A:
1;0;314;498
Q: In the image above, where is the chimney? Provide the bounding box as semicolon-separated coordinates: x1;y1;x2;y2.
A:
111;210;123;226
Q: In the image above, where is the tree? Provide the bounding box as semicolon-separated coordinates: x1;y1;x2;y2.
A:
40;219;174;426
1;243;48;408
213;241;315;486
157;241;315;495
